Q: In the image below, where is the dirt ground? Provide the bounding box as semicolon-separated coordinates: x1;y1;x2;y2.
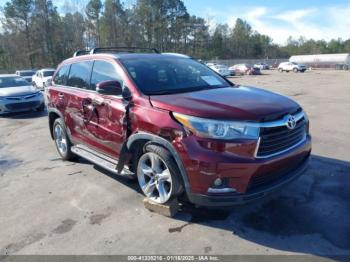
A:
0;69;350;257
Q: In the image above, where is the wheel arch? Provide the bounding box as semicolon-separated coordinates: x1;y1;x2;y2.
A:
48;108;64;140
126;132;191;195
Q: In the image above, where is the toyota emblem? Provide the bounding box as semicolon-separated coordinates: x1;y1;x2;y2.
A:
286;115;296;129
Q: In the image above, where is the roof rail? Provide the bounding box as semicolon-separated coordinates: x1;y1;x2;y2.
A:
89;47;160;55
73;50;90;57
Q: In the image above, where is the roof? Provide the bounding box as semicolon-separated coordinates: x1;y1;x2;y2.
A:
61;52;191;65
16;70;35;72
40;68;56;71
0;74;18;77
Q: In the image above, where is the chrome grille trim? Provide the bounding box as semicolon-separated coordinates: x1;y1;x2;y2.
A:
254;111;307;158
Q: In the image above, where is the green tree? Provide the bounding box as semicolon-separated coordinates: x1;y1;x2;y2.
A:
86;0;103;47
3;0;34;67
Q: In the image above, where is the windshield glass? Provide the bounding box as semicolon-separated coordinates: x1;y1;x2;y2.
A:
0;77;29;88
43;71;55;77
120;57;231;95
19;71;35;77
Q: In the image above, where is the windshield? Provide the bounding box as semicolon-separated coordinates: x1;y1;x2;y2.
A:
19;71;35;77
0;77;29;88
43;71;55;77
120;57;231;95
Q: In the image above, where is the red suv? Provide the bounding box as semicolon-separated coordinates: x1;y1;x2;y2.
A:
47;47;311;206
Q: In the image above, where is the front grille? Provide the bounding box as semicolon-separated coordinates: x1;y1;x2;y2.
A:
6;94;37;100
5;101;40;110
257;117;306;157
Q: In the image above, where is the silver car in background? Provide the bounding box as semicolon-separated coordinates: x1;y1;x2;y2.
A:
206;63;231;77
0;74;45;115
15;70;36;83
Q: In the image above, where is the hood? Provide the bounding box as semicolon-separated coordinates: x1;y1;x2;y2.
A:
0;85;38;97
150;86;300;121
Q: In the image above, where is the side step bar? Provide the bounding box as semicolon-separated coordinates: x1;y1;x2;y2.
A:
71;144;134;178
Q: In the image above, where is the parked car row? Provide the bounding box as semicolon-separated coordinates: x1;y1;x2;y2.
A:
206;61;307;77
15;68;56;90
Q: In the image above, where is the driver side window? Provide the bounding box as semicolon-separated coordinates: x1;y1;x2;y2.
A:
90;60;122;91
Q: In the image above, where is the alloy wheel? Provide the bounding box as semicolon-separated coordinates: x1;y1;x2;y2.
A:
137;152;173;204
54;124;68;156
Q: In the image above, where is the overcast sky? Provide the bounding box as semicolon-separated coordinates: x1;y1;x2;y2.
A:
1;0;349;45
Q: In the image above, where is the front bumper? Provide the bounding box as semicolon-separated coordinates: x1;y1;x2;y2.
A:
172;130;311;206
187;154;310;206
0;93;44;115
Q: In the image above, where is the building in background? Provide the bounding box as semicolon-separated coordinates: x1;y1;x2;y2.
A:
289;53;350;70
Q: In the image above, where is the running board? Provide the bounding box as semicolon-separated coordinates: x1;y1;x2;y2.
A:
71;144;134;178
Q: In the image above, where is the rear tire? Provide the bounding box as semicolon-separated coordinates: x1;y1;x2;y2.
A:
136;144;183;204
53;118;75;161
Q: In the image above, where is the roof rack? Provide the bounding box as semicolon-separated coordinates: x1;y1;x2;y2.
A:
89;47;160;55
73;50;90;57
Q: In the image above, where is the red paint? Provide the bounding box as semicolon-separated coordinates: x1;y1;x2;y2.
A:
48;53;311;205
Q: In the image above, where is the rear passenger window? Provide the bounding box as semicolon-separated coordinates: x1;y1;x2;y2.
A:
67;61;93;89
53;65;70;86
90;60;122;90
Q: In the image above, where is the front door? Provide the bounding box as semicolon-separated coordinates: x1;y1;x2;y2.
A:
80;60;127;158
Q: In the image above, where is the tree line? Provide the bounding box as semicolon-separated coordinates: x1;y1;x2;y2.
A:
0;0;350;72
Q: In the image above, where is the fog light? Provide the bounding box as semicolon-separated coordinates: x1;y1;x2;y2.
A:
213;178;222;187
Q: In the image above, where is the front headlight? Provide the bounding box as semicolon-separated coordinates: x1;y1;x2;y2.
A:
173;112;260;140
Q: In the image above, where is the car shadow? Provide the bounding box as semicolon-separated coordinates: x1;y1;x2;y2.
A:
171;154;350;256
0;109;47;119
75;154;350;256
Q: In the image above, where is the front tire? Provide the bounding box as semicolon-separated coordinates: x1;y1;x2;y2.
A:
293;68;298;73
136;144;183;204
278;68;283;73
53;118;75;161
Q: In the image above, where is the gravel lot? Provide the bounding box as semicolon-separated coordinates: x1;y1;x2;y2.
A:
0;70;350;257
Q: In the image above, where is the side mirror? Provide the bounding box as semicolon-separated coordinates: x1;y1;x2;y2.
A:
96;80;122;96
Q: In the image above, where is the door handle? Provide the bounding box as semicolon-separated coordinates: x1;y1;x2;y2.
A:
58;93;64;99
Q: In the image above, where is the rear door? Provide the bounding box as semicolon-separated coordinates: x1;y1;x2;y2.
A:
50;64;71;120
64;60;94;146
82;59;127;157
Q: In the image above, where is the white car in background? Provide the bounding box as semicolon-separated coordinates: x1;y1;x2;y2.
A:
278;62;307;73
207;64;231;77
32;68;56;90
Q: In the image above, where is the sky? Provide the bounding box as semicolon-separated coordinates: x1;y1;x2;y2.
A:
182;0;350;44
0;0;349;45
